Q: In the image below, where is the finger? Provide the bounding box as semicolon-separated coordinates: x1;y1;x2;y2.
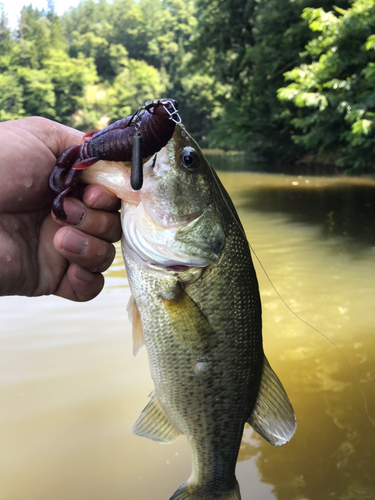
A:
53;226;116;273
52;197;121;243
54;264;105;302
83;184;121;212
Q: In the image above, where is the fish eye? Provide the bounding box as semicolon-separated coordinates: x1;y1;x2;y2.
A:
179;147;199;171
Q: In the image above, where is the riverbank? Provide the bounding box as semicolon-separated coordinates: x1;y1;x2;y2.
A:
203;149;375;178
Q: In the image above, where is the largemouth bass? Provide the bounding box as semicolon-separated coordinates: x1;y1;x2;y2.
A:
81;123;296;500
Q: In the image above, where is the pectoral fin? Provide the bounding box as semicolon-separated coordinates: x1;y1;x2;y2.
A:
248;357;296;446
161;286;216;352
127;295;144;356
133;391;181;443
172;205;225;265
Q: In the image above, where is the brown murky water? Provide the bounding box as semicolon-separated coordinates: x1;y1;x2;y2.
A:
1;173;375;500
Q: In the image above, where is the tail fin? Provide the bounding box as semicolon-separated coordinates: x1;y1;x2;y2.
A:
169;481;240;500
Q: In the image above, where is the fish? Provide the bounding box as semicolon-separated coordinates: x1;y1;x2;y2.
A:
81;123;296;500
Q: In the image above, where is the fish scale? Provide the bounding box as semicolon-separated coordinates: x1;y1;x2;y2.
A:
81;120;296;500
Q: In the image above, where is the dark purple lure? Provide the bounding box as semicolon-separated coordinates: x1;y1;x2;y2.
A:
49;98;180;219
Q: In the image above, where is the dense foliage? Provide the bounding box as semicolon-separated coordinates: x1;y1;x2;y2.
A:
0;0;221;138
278;0;375;172
191;0;352;162
0;0;374;171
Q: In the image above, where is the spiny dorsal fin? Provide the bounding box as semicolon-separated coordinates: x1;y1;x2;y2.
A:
133;391;181;444
127;295;145;356
248;357;296;446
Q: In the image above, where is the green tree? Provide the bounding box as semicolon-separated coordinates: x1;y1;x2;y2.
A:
47;0;56;20
192;0;351;161
61;0;219;139
0;4;13;55
0;5;15;72
18;6;51;66
0;72;24;121
17;67;55;118
0;8;23;120
0;1;99;124
43;49;97;123
71;55;168;130
69;31;130;79
107;58;168;121
278;0;375;172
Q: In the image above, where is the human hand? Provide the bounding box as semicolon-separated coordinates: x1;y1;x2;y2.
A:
0;117;121;301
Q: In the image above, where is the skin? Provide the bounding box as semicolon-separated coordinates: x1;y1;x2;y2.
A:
0;117;121;301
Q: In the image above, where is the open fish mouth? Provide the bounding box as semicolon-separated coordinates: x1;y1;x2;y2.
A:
163;264;194;272
121;202;215;269
81;138;226;270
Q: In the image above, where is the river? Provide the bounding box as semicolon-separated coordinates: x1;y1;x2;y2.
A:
1;171;375;500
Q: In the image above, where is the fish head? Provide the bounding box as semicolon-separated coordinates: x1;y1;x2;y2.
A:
81;124;226;270
140;124;214;225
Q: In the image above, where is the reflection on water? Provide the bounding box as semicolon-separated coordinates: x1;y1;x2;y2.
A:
204;152;344;176
241;179;375;251
1;172;375;500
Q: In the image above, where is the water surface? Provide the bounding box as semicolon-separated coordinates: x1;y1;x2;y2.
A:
1;172;375;500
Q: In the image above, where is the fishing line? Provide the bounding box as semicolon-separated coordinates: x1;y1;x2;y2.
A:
208;163;375;428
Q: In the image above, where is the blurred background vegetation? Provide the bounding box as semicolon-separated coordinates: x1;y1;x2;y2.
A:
0;0;374;173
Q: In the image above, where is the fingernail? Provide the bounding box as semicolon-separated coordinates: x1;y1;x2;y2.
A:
75;266;94;283
92;192;113;209
63;229;89;255
64;199;85;226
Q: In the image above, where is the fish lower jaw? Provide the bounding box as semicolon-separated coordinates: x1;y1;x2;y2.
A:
123;240;204;285
150;262;207;283
121;202;210;272
123;236;208;272
163;264;193;272
146;261;192;273
138;255;205;283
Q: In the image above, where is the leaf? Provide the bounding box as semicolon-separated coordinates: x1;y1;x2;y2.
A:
365;35;375;51
352;119;373;135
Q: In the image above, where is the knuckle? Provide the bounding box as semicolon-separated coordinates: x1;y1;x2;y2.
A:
93;212;110;237
90;211;121;242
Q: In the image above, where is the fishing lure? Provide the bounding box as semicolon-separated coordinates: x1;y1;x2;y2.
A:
49;98;181;219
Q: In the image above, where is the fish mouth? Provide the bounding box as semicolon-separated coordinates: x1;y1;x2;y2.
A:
80;150;195;225
164;264;192;272
80;158;140;205
81;141;222;270
121;203;210;270
148;262;195;274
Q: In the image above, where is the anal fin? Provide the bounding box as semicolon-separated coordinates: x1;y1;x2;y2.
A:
248;357;296;446
133;391;181;444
